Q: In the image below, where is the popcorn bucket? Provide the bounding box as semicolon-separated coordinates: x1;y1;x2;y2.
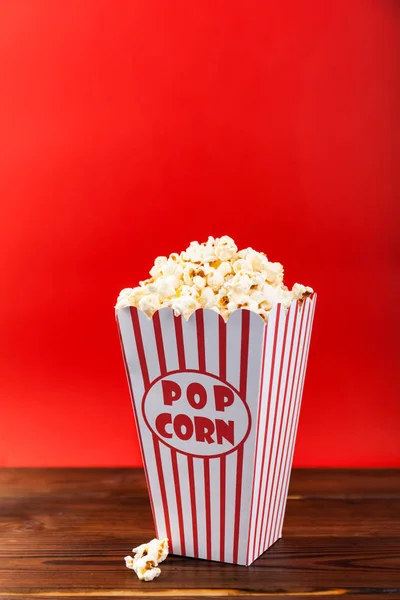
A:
117;295;316;566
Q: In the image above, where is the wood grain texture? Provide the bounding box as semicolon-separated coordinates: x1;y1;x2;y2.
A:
0;469;399;599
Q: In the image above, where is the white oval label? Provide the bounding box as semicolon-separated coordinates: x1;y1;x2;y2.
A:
142;370;251;458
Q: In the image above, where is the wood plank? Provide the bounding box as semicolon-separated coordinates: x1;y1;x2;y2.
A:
0;469;399;598
1;468;398;498
0;537;399;589
287;468;400;497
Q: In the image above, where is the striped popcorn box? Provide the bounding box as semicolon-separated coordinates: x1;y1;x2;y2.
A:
117;294;316;566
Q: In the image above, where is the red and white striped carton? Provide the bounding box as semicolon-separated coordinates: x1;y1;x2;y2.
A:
117;295;316;566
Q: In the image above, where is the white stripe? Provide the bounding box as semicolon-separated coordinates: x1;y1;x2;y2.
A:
159;444;181;555
223;450;237;563
226;310;242;392
158;308;180;372
193;456;207;558
209;457;221;562
203;309;220;376
181;312;199;370
117;308;166;537
137;310;160;383
177;452;193;556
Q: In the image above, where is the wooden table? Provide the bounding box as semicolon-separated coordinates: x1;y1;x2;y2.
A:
0;469;399;599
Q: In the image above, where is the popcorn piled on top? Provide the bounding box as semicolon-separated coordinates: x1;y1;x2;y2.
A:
116;236;313;322
124;538;168;582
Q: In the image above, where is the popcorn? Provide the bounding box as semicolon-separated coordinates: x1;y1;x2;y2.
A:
206;268;225;292
214;235;238;261
261;284;281;306
132;555;161;582
199;286;216;308
193;275;206;289
115;288;133;311
161;258;183;278
232;258;251;275
236;295;258;312
291;282;314;302
115;287;147;311
138;293;160;317
156;275;181;300
116;236;314;322
132;538;169;563
124;538;168;582
124;555;135;569
229;274;253;297
265;262;284;285
249;289;267;305
149;256;167;278
170;294;200;319
183;264;197;285
217;261;233;278
182;238;216;263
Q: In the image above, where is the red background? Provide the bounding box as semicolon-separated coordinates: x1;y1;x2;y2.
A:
0;1;399;467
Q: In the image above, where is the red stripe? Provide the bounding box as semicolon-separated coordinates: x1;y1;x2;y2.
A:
152;435;173;552
204;458;212;560
219;455;226;562
246;324;268;565
117;314;158;537
196;310;206;372
232;310;250;564
267;304;298;548
272;300;311;541
153;311;167;374
187;455;199;557
174;314;186;370
218;315;227;562
171;449;186;555
252;306;281;559
130;307;150;387
261;306;290;550
219;316;227;381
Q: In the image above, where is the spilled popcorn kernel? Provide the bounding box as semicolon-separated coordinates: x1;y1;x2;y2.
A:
132;556;161;582
115;236;313;322
124;555;135;570
132;538;169;563
124;538;169;582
